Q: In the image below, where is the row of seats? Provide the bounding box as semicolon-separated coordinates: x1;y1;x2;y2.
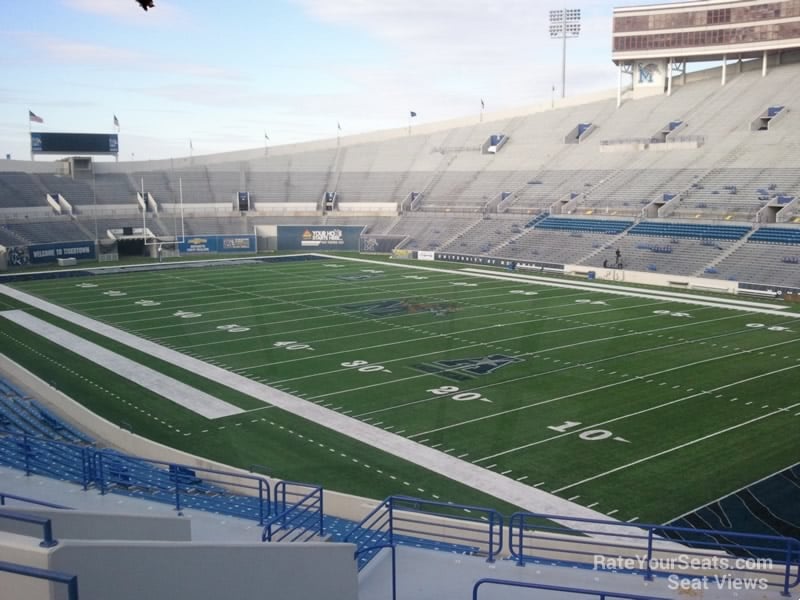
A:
628;221;751;240
0;378;93;445
750;227;800;244
534;217;633;235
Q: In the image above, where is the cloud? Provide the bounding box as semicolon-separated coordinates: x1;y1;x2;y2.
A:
293;0;619;109
9;32;242;81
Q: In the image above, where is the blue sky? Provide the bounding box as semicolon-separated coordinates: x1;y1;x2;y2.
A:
1;0;651;161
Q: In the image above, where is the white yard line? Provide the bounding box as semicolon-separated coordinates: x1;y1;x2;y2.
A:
456;268;796;316
245;299;672;378
412;338;800;442
302;312;773;401
353;318;758;419
0;309;243;420
552;396;800;494
0;282;637;535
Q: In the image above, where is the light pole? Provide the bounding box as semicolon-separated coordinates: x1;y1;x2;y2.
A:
549;8;581;99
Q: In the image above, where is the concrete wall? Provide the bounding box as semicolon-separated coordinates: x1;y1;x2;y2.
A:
49;540;357;600
1;508;191;542
564;263;739;294
0;532;54;600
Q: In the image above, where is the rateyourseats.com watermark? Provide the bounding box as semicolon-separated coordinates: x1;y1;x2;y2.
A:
593;555;773;591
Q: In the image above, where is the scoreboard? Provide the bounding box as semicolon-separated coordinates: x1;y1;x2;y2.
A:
31;133;119;156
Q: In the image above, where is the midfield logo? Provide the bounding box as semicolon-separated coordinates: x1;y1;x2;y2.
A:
414;354;523;382
341;299;457;318
334;273;385;281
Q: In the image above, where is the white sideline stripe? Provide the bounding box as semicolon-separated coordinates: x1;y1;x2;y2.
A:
457;268;797;316
0;283;640;537
0;309;243;420
553;395;800;494
301;253;791;314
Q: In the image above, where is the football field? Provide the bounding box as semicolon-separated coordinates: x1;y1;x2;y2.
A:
2;255;799;524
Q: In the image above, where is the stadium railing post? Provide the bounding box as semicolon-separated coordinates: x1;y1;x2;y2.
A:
644;527;654;581
22;434;31;476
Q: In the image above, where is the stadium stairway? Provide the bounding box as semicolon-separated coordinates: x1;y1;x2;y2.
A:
694;223;760;277
577;219;638;265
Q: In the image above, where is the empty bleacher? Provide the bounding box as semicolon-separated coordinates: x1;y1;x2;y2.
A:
710;240;800;287
489;227;622;265
389;213;479;251
0;172;47;208
2;218;91;243
583;234;735;275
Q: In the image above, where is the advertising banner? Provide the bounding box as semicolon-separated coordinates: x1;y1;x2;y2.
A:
28;241;96;265
277;226;362;251
178;235;255;254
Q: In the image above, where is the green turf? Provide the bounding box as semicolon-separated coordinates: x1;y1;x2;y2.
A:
2;255;799;523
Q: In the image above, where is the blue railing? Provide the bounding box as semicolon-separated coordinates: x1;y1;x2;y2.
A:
345;496;503;571
95;451;271;524
262;481;323;542
472;579;670;600
0;491;71;510
509;512;800;596
0;429;274;525
0;560;78;600
0;510;58;547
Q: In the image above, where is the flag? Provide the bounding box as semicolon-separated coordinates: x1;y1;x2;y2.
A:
189;139;193;151
481;99;485;110
410;111;417;118
113;115;119;129
29;110;43;124
337;121;342;131
264;131;269;141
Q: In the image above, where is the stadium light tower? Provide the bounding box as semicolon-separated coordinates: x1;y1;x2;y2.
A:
549;8;581;99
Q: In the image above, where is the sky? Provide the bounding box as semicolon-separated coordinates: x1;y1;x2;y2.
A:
1;0;661;161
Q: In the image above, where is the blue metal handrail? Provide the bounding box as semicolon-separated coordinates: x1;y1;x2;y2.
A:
262;481;323;542
344;496;503;571
472;579;670;600
0;510;58;547
0;560;78;600
94;450;272;524
344;497;393;570
0;491;72;510
508;511;800;596
0;428;273;524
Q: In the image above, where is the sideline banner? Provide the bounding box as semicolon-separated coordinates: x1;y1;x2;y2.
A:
28;241;96;265
277;226;362;251
178;235;255;254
